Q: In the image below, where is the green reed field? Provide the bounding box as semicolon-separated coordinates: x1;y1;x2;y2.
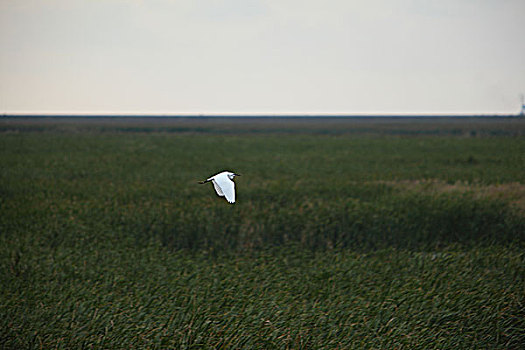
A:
1;117;524;348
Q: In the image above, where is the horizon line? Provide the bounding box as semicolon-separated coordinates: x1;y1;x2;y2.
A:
1;110;522;117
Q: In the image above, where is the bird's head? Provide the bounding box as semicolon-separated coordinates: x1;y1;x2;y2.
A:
227;172;241;180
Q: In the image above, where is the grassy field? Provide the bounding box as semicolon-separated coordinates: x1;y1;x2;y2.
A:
1;117;524;348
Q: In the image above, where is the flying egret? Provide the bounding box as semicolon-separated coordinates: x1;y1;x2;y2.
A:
199;171;241;204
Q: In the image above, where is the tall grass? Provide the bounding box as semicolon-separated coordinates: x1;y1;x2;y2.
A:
2;245;524;348
1;118;524;348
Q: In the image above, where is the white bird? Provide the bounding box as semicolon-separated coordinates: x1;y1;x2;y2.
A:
199;171;241;204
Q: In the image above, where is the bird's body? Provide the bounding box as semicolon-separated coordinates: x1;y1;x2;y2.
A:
199;171;240;204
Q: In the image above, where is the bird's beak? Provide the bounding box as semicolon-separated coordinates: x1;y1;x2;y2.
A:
235;173;241;176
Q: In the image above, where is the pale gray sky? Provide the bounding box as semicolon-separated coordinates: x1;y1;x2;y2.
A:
1;0;524;114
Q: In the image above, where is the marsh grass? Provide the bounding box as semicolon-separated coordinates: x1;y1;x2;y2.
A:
1;117;524;348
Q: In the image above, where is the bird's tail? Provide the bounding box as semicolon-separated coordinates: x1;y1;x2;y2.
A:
198;179;210;184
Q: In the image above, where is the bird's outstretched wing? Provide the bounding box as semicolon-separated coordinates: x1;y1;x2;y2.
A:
213;175;235;203
211;180;224;197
